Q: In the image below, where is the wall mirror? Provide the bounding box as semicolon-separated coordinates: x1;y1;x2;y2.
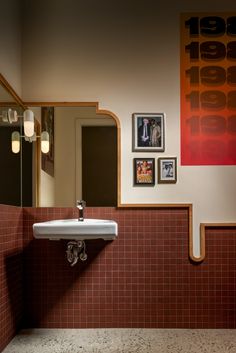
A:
0;74;119;207
0;74;36;206
30;104;118;207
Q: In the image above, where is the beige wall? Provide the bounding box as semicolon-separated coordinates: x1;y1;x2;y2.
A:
5;0;236;257
31;106;55;206
55;107;113;206
0;0;22;94
31;106;113;206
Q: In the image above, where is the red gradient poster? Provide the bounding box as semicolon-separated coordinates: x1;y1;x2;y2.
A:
180;13;236;165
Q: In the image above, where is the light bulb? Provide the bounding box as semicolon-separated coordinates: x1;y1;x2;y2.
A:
8;109;18;123
11;131;20;153
23;109;34;137
1;110;8;122
41;131;50;153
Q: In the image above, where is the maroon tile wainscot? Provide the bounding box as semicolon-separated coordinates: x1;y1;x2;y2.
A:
23;207;236;329
0;205;23;352
1;205;236;352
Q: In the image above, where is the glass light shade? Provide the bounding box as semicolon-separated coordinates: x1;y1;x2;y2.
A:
23;109;35;137
41;131;50;153
1;110;8;122
11;131;20;153
8;109;18;123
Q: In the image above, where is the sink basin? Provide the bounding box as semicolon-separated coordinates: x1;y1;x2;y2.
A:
33;218;118;241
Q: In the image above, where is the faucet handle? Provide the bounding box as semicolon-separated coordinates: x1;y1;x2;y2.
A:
76;200;86;208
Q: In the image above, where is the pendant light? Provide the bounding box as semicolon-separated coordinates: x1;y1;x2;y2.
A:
11;131;20;154
11;130;50;154
0;109;18;124
41;131;50;153
2;108;49;154
23;109;35;137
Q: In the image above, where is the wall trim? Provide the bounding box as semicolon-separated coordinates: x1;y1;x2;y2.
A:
118;204;236;263
0;73;26;109
26;101;122;207
22;101;236;263
1;73;235;262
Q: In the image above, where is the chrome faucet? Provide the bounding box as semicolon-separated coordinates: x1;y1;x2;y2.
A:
76;200;86;221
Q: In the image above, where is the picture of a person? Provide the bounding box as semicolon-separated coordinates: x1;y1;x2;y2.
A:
141;160;152;174
136;160;153;183
162;162;173;178
138;118;151;147
133;113;164;152
150;119;161;147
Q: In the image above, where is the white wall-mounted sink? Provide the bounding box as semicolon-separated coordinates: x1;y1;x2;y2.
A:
33;218;118;241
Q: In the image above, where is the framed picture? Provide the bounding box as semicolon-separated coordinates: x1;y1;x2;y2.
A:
132;113;165;152
133;158;155;186
158;157;177;184
41;107;54;177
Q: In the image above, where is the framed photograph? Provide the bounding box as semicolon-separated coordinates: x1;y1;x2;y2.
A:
158;157;177;184
133;158;155;186
132;113;165;152
41;107;54;177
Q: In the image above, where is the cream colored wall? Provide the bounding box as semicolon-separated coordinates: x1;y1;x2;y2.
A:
21;0;236;257
40;171;55;207
55;107;112;206
31;106;112;206
0;0;22;94
30;106;55;206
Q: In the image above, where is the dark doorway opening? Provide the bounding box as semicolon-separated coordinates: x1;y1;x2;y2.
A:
0;126;32;206
82;126;117;206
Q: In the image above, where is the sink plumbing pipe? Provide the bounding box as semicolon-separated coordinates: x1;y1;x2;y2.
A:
66;240;87;266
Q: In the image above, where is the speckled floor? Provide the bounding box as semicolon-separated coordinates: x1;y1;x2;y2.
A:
2;329;236;353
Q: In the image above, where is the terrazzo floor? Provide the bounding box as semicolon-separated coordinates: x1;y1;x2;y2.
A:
2;329;236;353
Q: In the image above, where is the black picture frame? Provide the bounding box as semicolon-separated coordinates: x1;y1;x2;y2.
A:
133;158;155;186
132;113;165;152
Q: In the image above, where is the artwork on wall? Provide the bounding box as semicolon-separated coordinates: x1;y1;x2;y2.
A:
180;13;236;165
133;158;155;186
132;113;165;152
158;157;177;184
41;107;54;177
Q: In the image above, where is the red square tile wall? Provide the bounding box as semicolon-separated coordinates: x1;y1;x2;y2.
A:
0;205;23;352
23;207;236;329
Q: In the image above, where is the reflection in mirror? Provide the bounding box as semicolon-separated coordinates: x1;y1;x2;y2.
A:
31;106;117;207
0;74;35;206
0;77;118;207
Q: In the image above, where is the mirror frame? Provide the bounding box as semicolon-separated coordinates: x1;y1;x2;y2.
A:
0;73;26;109
25;101;121;207
0;73;121;207
0;73;40;206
